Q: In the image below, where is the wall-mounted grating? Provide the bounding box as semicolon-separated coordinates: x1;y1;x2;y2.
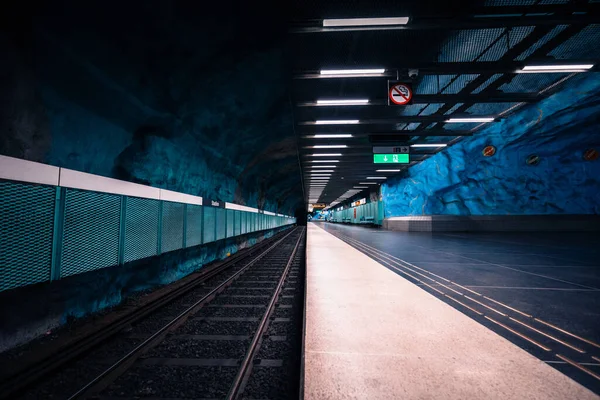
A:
0;157;295;293
124;197;159;263
186;204;203;247
226;209;234;238
241;212;247;235
216;208;226;240
203;207;216;244
0;181;55;291
161;202;184;253
234;210;242;236
61;189;120;277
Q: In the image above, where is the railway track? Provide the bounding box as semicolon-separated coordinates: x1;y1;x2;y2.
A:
3;226;305;399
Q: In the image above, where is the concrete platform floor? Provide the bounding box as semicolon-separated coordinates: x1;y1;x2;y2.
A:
303;222;599;399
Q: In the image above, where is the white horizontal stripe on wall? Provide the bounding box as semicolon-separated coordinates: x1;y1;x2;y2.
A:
0;155;291;216
160;189;202;205
225;202;259;213
0;155;60;186
59;168;161;199
386;216;433;221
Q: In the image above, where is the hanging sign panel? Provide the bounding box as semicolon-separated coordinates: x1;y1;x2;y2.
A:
388;82;413;105
373;146;410;154
373;154;410;164
352;198;366;207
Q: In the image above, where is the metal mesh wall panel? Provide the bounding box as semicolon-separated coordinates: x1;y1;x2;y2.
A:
124;197;159;263
0;181;55;291
62;189;120;277
234;211;241;236
161;202;184;253
241;212;247;234
216;208;226;240
186;204;203;247
226;209;234;238
203;207;216;243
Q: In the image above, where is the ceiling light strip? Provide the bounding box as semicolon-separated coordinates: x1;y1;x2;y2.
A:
323;17;409;27
445;117;495;123
315;120;359;125
316;99;369;106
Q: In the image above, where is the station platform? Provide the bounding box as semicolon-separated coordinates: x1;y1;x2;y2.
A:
303;222;599;399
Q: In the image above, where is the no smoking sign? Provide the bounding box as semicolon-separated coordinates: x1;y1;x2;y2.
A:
388;82;413;105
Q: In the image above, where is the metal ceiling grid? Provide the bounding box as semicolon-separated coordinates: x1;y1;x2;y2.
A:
290;2;600;204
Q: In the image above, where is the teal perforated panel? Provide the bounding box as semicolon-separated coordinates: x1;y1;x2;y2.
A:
216;208;226;240
186;204;203;247
226;209;234;238
241;212;247;234
234;210;241;236
124;197;159;263
161;202;184;253
0;181;55;291
203;207;216;243
62;189;120;277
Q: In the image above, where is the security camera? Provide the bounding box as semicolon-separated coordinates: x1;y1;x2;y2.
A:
408;69;419;79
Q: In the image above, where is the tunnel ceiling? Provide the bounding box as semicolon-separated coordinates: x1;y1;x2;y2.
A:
2;1;302;215
287;0;600;206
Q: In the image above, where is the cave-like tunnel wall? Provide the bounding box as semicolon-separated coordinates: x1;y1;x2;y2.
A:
1;0;303;215
382;74;600;216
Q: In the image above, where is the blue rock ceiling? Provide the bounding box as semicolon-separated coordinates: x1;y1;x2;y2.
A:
0;1;302;214
382;74;600;216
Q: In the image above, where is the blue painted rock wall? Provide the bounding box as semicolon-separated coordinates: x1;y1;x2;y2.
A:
382;74;600;217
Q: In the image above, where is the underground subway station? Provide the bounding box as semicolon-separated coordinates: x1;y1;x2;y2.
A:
1;1;600;399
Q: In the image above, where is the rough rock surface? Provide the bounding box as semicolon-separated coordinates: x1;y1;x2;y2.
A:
382;74;600;216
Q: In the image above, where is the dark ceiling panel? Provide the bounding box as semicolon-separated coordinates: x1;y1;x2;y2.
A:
289;1;600;205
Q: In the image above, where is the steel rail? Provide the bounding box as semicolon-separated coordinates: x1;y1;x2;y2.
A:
226;227;305;399
66;227;300;399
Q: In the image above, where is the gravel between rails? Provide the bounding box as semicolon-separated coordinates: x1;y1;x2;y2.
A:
147;338;250;359
105;365;239;398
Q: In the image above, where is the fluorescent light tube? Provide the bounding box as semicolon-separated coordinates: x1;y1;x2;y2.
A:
376;169;401;172
320;69;385;76
354;186;369;189
310;165;336;168
310;153;342;157
310;160;340;163
522;64;593;71
323;17;409;27
312;134;353;138
315;120;359;125
311;145;348;148
366;177;387;179
446;117;495;123
410;144;448;148
359;182;378;185
316;99;369;106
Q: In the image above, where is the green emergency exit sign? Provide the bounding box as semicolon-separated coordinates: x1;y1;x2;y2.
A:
373;154;410;164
